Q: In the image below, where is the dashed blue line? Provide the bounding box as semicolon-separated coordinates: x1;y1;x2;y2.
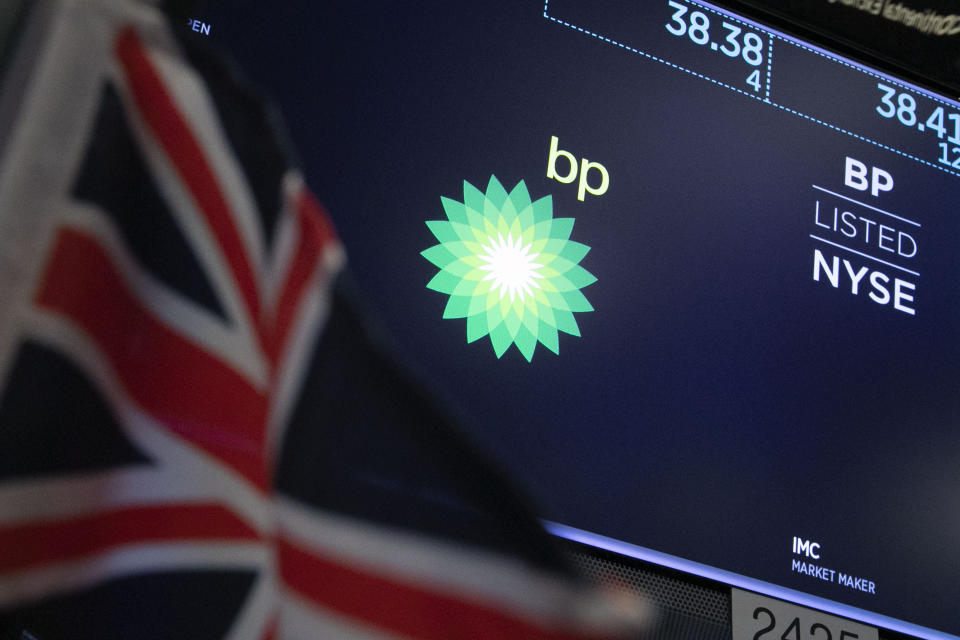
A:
770;102;960;177
542;2;960;181
680;0;960;111
544;14;766;102
772;103;959;177
765;37;772;102
774;36;960;111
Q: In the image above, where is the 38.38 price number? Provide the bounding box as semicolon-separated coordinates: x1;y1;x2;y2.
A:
875;82;960;168
665;0;765;92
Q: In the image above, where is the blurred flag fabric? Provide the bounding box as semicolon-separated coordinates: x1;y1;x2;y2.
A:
0;1;643;638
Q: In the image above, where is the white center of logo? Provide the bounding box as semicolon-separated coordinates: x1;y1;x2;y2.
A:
478;233;544;302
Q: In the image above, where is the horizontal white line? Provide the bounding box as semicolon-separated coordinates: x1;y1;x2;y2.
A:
809;234;920;277
811;185;921;228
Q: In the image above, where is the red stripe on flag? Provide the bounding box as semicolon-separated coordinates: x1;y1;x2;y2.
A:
114;28;263;334
259;615;278;640
278;537;602;640
35;229;269;489
263;189;334;363
295;188;337;252
0;504;260;573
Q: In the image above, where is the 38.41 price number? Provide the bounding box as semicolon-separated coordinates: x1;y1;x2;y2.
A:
665;0;765;92
875;83;960;168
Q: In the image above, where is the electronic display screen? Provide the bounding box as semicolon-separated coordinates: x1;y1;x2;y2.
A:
200;2;960;637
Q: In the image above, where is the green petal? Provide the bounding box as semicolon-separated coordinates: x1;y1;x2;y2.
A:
531;237;567;256
459;252;484;266
547;217;574;241
538;323;560;354
545;289;570;310
466;312;489;342
520;221;537;246
441;240;481;260
516;326;537;362
490;323;513;357
541;272;575;291
426;270;459;294
464;209;487;241
468;291;488;316
498;293;512;318
475;279;493;296
508;217;523;240
531;195;553;223
531;218;554;241
555;309;581;336
463;180;485;214
537;299;557;328
522;305;539;337
486;299;505;332
504;305;522;338
460;267;487;282
421;244;456;269
539;255;577;274
561;288;595;312
451;277;480;297
507;180;532;213
443;295;472;319
559;241;590;264
451;220;480;243
523;292;539;315
511;296;527;320
486;287;500;310
441;259;475;278
426;220;458;245
485;175;509;210
516;202;535;233
499;196;518;226
565;264;598;289
440;197;468;225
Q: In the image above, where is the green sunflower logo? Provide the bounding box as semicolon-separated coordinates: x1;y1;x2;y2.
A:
421;176;596;362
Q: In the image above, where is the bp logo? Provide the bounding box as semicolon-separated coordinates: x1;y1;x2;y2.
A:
421;176;596;362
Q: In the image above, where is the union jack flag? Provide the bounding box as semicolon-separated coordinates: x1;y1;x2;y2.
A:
0;2;639;638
